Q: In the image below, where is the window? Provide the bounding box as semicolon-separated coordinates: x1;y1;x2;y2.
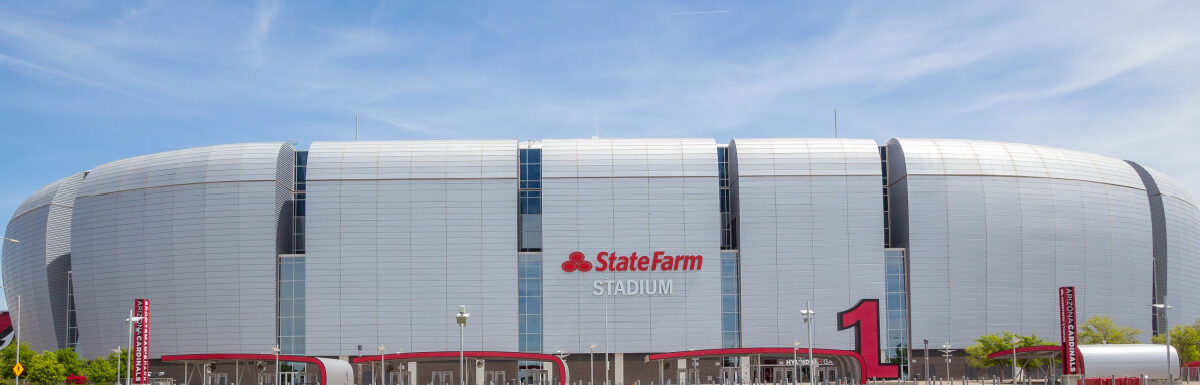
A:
720;251;740;348
518;254;543;353
519;148;542;252
293;151;307;254
718;147;737;250
883;248;908;376
279;254;305;354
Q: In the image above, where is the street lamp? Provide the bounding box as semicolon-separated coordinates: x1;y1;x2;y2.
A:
111;348;123;385
271;347;281;385
800;301;815;385
589;344;598;385
938;343;953;381
1;237;19;243
125;312;146;385
456;306;470;385
1153;304;1174;385
923;340;929;383
1011;336;1019;384
379;345;386;385
792;340;801;385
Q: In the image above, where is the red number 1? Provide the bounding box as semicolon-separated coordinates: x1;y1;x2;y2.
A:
838;299;901;379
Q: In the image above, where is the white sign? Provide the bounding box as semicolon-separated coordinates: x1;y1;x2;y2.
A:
592;279;675;296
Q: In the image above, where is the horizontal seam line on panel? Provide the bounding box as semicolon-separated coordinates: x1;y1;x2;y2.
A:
738;174;880;178
541;175;716;180
306;177;515;182
77;179;295;197
885;173;1147;192
7;202;76;223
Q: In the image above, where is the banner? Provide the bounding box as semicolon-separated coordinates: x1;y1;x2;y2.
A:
133;299;150;384
1059;287;1079;375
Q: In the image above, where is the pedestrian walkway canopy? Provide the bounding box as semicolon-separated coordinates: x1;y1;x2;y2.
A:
987;344;1179;379
645;347;902;384
162;354;354;385
351;351;569;385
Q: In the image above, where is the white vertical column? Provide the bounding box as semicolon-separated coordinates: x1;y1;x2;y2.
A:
407;363;417;385
739;357;750;385
614;354;624;385
676;360;687;385
475;361;485;385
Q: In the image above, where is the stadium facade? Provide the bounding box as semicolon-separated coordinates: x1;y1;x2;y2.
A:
3;138;1198;383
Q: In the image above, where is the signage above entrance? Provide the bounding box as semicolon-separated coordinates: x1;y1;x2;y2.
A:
562;251;704;272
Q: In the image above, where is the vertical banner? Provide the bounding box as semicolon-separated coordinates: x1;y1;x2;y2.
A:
1058;287;1079;375
133;299;150;384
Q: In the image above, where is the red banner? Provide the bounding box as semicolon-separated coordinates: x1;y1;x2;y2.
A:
1059;287;1079;375
133;299;150;384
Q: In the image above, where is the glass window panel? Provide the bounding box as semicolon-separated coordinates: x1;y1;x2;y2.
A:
280;299;293;316
721;258;738;274
294;318;305;335
280;318;293;336
885;277;902;292
887;311;906;330
281;263;293;282
885;257;903;275
294;283;304;299
887;293;906;309
722;313;739;329
281;282;293;298
529;149;540;163
527;298;541;315
294;300;304;314
722;276;738;292
722;295;738;313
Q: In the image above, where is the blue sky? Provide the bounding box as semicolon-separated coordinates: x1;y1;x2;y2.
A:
2;1;1200;304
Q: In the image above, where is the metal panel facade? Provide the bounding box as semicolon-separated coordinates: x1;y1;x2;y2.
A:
540;138;721;353
1147;168;1200;327
303;141;518;355
71;143;291;358
731;138;885;350
3;172;85;351
891;139;1154;346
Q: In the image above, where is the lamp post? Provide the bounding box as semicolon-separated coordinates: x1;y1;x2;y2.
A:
1011;336;1019;384
792;340;801;385
800;301;815;385
457;306;470;385
1153;304;1174;385
589;344;598;385
379;346;387;385
111;348;123;385
126;311;146;385
938;343;953;381
271;347;281;385
923;340;929;383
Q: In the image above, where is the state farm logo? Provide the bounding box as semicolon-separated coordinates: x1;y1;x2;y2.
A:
562;251;703;272
561;251;593;272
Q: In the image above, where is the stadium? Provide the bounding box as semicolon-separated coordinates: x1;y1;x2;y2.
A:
2;138;1197;385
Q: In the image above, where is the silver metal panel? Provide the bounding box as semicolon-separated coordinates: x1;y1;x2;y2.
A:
71;143;291;358
1146;168;1200;327
303;140;519;355
3;172;86;351
540;138;721;353
893;138;1155;347
1077;344;1178;379
731;138;884;350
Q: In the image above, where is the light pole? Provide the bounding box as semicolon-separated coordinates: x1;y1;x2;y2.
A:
272;347;281;385
1153;304;1174;385
126;311;146;385
379;346;387;385
1011;336;1019;384
457;306;470;385
112;348;123;385
800;301;815;385
938;343;952;381
923;340;929;382
792;340;801;385
589;344;598;385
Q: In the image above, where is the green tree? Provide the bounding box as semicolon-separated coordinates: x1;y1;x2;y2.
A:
25;351;66;385
83;353;119;385
55;349;85;376
965;331;1052;378
1151;319;1200;364
1079;315;1143;344
0;342;37;380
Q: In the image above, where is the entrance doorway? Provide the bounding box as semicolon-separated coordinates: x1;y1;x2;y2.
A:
433;371;454;385
208;373;228;385
389;371;409;385
486;371;506;385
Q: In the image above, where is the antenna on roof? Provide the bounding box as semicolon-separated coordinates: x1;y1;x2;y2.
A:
834;109;838;138
355;113;359;141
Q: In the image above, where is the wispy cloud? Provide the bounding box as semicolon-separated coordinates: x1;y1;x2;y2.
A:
246;0;281;67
